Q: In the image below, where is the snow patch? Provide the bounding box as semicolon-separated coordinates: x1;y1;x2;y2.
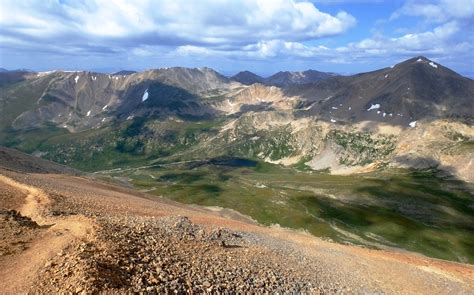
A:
256;183;267;189
383;112;386;117
101;118;106;123
367;104;380;111
142;88;149;102
409;121;417;128
429;62;438;68
74;75;79;84
377;110;381;114
416;58;423;62
323;95;333;101
384;74;389;78
102;104;109;111
86;110;91;117
330;119;336;123
300;102;315;111
331;106;338;110
348;106;352;110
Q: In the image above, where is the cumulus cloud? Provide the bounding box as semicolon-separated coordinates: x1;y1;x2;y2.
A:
0;0;355;55
175;40;333;60
0;0;471;74
336;20;472;62
390;0;474;22
352;21;459;52
173;18;471;65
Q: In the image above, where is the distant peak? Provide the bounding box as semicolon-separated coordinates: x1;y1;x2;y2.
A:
398;56;433;66
233;70;261;76
390;56;445;71
414;55;428;61
236;70;257;75
230;71;264;85
113;70;137;76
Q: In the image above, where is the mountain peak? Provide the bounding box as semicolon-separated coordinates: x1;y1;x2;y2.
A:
394;56;440;69
265;70;335;87
388;56;468;80
230;71;264;85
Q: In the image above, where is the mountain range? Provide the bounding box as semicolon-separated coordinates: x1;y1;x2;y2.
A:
0;56;472;182
230;69;337;87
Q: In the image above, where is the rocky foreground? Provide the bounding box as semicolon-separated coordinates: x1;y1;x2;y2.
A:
1;156;474;293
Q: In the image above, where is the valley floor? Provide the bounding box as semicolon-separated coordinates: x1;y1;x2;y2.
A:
1;168;473;294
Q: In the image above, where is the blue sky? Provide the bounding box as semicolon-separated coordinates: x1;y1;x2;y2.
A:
0;0;473;76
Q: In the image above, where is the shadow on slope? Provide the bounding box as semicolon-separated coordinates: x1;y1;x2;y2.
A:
286;57;474;127
116;80;223;121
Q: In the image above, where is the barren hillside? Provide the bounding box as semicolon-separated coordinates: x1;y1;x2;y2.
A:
0;148;473;293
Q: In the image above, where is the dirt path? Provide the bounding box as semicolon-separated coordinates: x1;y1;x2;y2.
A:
0;174;51;221
0;174;94;294
1;171;474;293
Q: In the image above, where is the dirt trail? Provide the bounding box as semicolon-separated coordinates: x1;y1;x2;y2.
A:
0;174;51;221
0;174;94;294
1;171;474;293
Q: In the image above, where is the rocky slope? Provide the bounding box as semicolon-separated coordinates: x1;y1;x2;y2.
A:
0;67;234;132
0;146;80;175
1;56;471;131
289;56;474;125
0;148;473;293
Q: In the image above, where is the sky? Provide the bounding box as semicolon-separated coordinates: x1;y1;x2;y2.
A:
0;0;473;76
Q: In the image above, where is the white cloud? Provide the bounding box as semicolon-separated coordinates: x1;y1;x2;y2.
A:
176;46;214;57
0;0;355;50
343;21;470;57
173;18;470;64
243;40;331;58
174;39;333;61
0;0;471;74
170;16;472;70
391;0;474;23
131;46;163;57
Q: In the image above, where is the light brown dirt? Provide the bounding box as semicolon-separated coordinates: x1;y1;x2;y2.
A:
0;174;95;294
0;169;473;294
